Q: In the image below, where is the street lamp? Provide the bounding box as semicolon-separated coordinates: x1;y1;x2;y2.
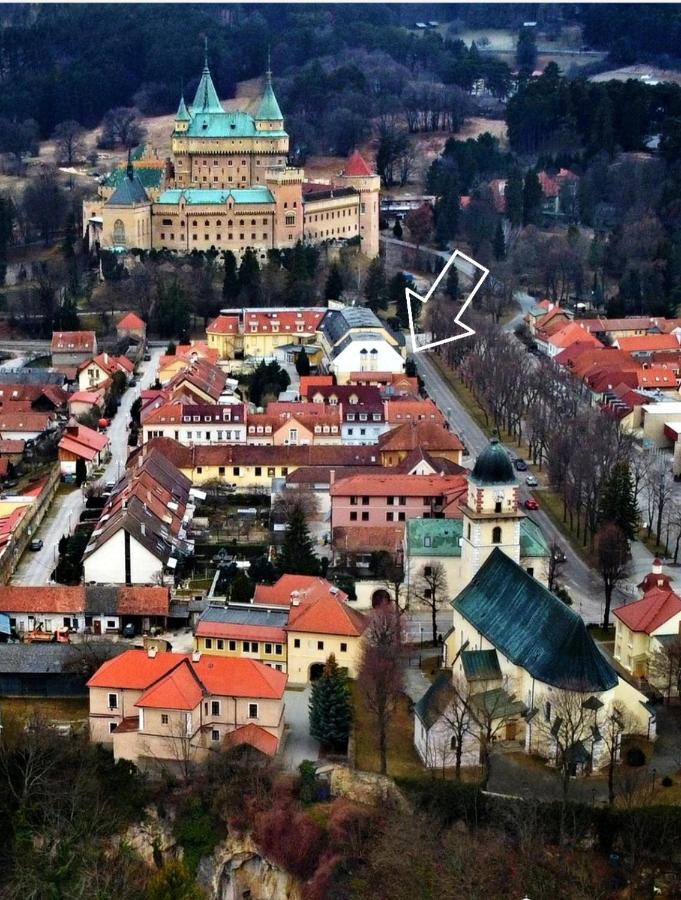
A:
419;625;423;648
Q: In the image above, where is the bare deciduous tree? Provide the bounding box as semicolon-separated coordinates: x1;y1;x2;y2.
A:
596;523;630;628
415;560;449;644
52;119;86;166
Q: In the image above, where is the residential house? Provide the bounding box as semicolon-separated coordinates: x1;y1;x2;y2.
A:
135;437;383;490
538;168;578;217
378;421;465;467
415;549;655;771
58;422;109;477
384;399;445;428
142;402;247;446
116;312;147;342
0;411;57;442
253;574;349;607
77;352;135;392
239;308;325;360
0;384;67;413
83;448;196;584
613;560;681;684
194;605;289;670
341;401;388;445
51;331;98;374
68;389;106;420
0;586;86;635
87;649;287;763
165;358;229;404
85;585;174;635
247;409;341;446
206;314;240;360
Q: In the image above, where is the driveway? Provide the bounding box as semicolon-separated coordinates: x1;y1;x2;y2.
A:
281;685;319;772
11;346;164;585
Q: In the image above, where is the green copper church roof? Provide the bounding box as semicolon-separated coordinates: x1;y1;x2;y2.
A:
156;187;274;206
256;72;283;121
406;517;549;559
181;109;287;140
175;95;191;122
106;172;149;206
452;548;618;692
470;438;516;485
191;63;224;115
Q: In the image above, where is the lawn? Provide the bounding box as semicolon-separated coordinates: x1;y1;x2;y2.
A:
0;696;89;722
350;682;424;779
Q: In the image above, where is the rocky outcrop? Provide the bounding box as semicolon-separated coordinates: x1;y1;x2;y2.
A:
196;832;302;900
118;805;181;867
324;763;409;810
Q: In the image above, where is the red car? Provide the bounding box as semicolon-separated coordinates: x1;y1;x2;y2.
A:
524;498;539;510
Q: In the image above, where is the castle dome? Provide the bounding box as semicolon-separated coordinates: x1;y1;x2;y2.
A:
470;438;515;485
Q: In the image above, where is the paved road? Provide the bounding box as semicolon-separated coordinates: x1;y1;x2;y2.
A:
414;351;615;623
281;686;319;772
12;347;163;585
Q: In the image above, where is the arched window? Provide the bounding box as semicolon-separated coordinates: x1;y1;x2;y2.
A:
251;219;256;225
228;220;233;226
492;526;502;544
205;219;210;226
112;219;126;245
450;735;457;751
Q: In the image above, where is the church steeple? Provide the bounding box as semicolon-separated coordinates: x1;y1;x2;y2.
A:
190;39;224;114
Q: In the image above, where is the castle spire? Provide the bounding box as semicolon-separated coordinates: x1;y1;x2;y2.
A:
190;41;224;114
256;56;283;122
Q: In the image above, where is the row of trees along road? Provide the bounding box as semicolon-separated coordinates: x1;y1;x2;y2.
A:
432;313;679;627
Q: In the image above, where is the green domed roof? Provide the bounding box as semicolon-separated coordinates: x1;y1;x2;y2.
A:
470;438;516;485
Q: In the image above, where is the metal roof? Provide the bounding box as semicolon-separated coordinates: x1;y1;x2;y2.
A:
156;188;274;206
461;649;502;682
198;605;288;629
320;307;384;347
453;548;618;692
406;518;549;558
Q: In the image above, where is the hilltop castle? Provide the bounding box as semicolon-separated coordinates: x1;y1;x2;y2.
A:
83;55;380;260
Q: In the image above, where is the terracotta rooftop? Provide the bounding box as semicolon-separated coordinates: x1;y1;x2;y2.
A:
287;592;367;637
117;312;146;330
378;421;464;453
51;331;96;352
343;149;373;177
207;314;240;335
253;574;348;608
330;471;467;497
384;399;445;424
223;723;279;756
614;588;681;635
617;334;680;353
0;585;86;613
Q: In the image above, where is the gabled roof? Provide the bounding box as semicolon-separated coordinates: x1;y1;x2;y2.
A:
331;471;467;499
117;312;146;330
51;331;96;353
614;587;681;635
107;173;149;206
0;585;86;614
58;424;108;461
453;548;618;692
548;322;603;351
617;334;680;353
287;592;367;637
207;314;240;335
253;574;348;607
379;421;465;454
343;150;373;177
461;649;502;682
136;658;204;710
384;399;445;424
223;723;279;756
414;672;455;728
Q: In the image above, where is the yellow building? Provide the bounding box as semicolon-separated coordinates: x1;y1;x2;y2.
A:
194;576;368;685
84;54;379;261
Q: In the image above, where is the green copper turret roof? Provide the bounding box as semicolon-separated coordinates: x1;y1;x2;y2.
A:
256;70;283;121
470;437;516;485
175;95;191;122
191;63;224;115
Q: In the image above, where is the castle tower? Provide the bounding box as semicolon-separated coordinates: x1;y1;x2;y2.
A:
255;64;284;134
340;149;381;258
460;438;524;584
174;94;191;134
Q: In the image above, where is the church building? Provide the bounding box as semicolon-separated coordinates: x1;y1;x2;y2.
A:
83;54;380;261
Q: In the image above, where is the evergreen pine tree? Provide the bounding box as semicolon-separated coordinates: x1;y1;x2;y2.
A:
230;571;254;604
493;220;506;260
389;271;417;328
309;654;352;751
324;262;344;300
364;257;387;311
279;506;320;576
295;350;311;376
505;166;523;228
222;250;239;301
446;265;459;300
599;462;639;540
238;248;261;305
392;218;403;239
522;169;543;226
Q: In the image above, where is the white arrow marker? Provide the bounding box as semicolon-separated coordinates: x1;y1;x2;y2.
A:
406;249;489;354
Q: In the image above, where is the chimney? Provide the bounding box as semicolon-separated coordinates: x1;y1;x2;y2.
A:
192;650;201;662
147;646;157;659
329;469;335;485
653;558;663;575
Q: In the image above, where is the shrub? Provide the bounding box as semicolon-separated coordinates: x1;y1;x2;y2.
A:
662;775;673;787
255;804;325;881
174;797;222;875
625;746;646;767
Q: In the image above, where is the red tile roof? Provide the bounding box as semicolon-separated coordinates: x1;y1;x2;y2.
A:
0;585;86;613
384;399;445;425
253;575;348;608
243;310;324;333
378;421;464;453
195;621;286;642
136;659;204;710
617;334;680;353
51;331;96;352
332;524;405;554
343;149;373;177
614;588;681;635
548;322;603;351
287;593;367;637
118;586;170;616
0;439;24;454
88;650;287;701
0;412;54;432
299;376;334;393
223;723;279;756
331;471;467;498
69;390;104;405
58;424;108;461
207;314;240;335
117;312;146;329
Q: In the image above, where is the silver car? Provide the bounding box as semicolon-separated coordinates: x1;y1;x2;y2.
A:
525;475;538;487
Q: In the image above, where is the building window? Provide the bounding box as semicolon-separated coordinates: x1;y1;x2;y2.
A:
248;703;258;719
386;512;394;522
350;512;357;521
161;714;169;724
265;643;272;654
275;644;283;654
211;729;220;742
205;638;213;649
107;693;118;709
217;639;224;650
109;722;117;734
229;640;236;651
317;640;324;650
492;526;502;544
361;511;369;521
340;642;347;652
211;700;220;716
112;219;126;244
294;638;301;648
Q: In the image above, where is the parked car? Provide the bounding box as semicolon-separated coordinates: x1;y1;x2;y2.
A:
552;546;567;563
525;475;538;487
130;378;137;387
524;498;539;510
143;352;151;361
29;538;43;551
514;459;528;471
